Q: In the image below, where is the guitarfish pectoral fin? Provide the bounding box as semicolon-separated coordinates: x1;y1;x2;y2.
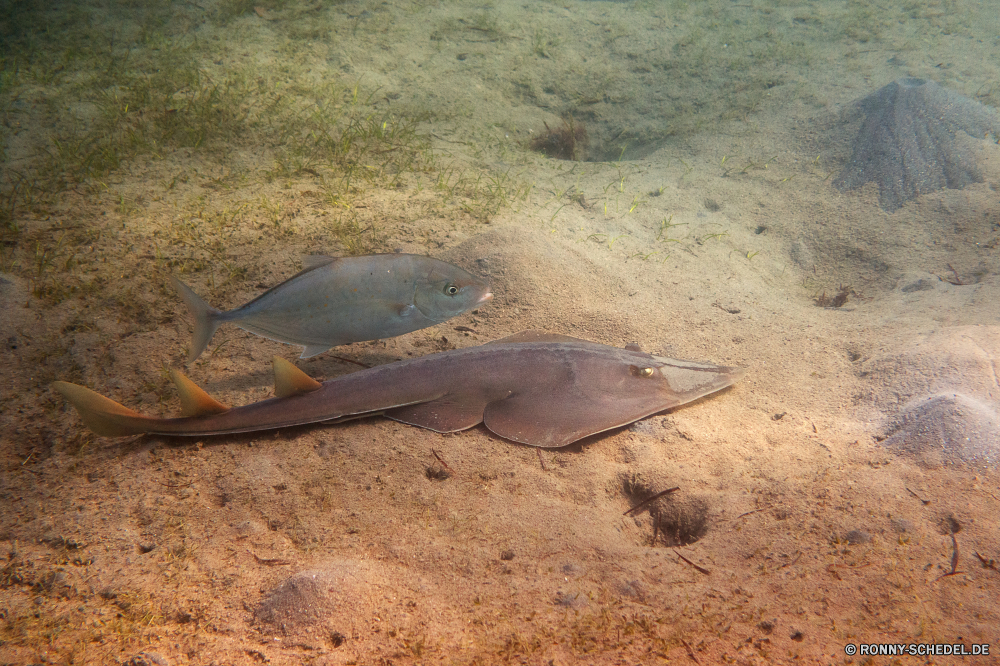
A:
169;369;229;417
52;381;155;437
273;356;323;398
481;360;744;449
483;390;604;448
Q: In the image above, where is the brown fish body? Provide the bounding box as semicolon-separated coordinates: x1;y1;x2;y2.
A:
126;348;513;436
53;332;744;448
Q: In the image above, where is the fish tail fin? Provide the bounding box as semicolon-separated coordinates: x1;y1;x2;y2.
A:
171;276;224;363
52;381;153;437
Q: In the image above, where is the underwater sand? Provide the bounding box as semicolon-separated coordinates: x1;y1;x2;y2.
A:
1;0;999;664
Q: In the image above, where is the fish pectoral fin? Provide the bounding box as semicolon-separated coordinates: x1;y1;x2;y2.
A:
273;356;322;398
169;369;229;417
384;394;486;433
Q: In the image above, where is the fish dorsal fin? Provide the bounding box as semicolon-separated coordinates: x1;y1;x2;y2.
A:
487;330;589;346
169;369;229;417
301;255;337;270
283;256;338;283
273;356;322;398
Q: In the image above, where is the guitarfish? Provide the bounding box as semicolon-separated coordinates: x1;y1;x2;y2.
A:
53;332;744;448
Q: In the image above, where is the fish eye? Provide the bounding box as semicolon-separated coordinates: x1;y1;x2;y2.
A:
445;284;459;295
629;365;655;378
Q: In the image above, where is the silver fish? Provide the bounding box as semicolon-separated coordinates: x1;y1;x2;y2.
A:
172;254;491;362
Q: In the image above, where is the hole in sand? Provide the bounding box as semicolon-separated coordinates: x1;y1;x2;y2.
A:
655;498;710;547
620;474;709;547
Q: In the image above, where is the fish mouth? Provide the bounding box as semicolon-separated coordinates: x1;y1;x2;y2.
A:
477;290;494;305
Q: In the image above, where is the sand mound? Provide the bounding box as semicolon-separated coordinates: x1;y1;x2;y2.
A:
879;392;1000;469
254;562;383;639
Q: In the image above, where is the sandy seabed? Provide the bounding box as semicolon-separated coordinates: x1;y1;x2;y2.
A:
1;0;999;664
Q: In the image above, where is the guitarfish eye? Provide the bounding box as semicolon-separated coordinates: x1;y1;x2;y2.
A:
445;284;459;295
629;365;655;378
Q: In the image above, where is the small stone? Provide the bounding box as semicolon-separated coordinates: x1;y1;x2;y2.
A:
843;530;871;545
121;651;168;666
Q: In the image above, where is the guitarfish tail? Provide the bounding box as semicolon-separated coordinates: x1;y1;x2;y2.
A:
52;382;157;437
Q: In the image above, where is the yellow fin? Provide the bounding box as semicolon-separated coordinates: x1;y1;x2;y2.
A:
169;369;228;417
52;381;151;437
273;356;322;398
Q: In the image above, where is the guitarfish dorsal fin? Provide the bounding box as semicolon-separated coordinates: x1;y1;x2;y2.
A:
169;369;229;417
273;357;323;398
